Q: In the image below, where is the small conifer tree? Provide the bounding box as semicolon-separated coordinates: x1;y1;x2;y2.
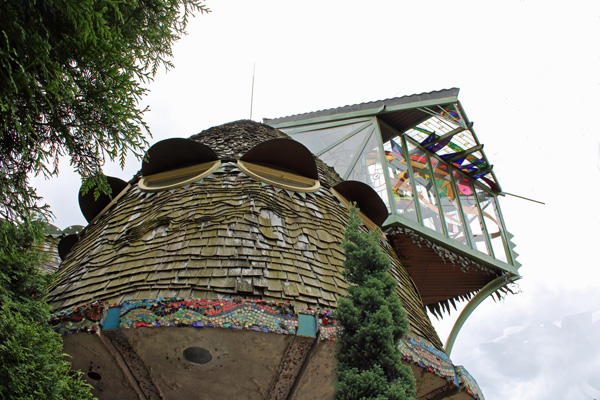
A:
335;206;416;400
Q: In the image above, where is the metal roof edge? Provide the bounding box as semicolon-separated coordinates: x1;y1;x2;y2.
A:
264;88;461;126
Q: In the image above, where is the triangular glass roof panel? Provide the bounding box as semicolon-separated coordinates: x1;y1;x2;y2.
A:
315;123;374;179
345;131;391;211
281;120;370;156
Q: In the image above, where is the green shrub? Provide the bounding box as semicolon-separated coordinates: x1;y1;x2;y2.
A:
335;207;416;400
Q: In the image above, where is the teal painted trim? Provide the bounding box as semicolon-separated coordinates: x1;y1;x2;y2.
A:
451;163;500;197
374;117;397;214
401;135;424;224
445;144;484;162
403;132;499;199
473;183;495;259
456;100;503;193
425;151;449;237
449;166;474;249
268;106;386;129
444;275;519;355
505;231;522;269
280;117;374;134
342;121;377;180
494;196;516;266
315;121;372;157
376;119;423;223
298;313;317;338
467;164;493;179
102;306;122;331
383;214;520;276
424;126;465;147
375;117;401;137
378;116;490;201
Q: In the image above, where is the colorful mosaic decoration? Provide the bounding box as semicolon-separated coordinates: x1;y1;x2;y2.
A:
456;365;485;400
49;300;106;334
49;296;483;399
118;298;299;334
316;309;338;340
398;336;457;383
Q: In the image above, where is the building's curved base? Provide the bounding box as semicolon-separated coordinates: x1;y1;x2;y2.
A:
52;298;483;399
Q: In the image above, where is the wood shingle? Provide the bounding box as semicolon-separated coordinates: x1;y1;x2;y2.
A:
48;120;444;350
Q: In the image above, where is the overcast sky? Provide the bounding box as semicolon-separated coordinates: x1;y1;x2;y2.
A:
33;1;600;399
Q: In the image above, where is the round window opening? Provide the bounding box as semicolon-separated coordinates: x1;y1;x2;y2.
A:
87;372;102;381
237;160;320;193
183;347;213;365
138;160;221;192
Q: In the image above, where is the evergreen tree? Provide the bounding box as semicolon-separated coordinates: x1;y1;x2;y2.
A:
0;220;95;399
0;0;209;222
335;207;416;400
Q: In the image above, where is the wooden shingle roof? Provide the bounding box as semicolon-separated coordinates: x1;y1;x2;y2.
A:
48;120;443;349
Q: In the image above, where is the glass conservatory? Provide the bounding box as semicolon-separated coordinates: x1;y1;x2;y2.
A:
266;88;521;352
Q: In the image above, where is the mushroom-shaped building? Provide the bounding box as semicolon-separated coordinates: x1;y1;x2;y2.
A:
49;89;519;399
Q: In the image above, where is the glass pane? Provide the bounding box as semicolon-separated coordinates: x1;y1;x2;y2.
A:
406;141;444;234
447;129;477;153
405;109;471;155
383;138;418;222
454;171;490;255
452;150;486;172
476;188;508;262
435;162;468;244
347;132;391;211
318;124;373;178
283;121;369;155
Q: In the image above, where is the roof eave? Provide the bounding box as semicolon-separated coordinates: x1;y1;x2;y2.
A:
383;214;520;277
264;88;461;128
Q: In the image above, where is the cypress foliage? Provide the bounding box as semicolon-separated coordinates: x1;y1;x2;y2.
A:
335;206;416;400
0;0;209;222
0;220;95;399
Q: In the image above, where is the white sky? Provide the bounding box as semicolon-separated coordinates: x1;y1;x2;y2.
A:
33;1;600;399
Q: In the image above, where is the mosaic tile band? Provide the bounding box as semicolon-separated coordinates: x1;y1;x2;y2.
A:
49;297;483;400
118;297;299;334
456;365;484;400
49;300;105;334
398;336;457;383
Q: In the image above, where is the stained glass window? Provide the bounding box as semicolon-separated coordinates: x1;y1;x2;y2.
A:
454;171;490;255
269;95;514;267
436;161;468;245
398;105;500;192
406;140;444;234
476;187;508;262
383;138;418;222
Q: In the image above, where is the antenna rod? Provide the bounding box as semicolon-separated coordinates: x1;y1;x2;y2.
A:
250;62;255;120
502;191;545;205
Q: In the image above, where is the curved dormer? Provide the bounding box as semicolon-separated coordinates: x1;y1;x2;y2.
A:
238;138;320;192
332;180;388;230
138;138;221;192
